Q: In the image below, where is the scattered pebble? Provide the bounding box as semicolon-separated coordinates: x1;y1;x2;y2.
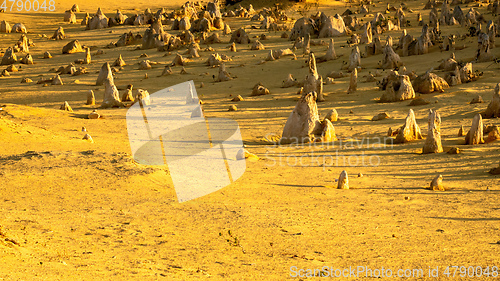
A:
88;110;100;119
82;134;93;142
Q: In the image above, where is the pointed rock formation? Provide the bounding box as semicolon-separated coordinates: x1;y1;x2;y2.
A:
372;112;390;121
16;34;29;53
62;40;84;54
484;83;500;118
52;75;63;85
230;28;250;44
1;47;17;65
303;53;324;102
139;60;152;70
87;8;109;30
20;54;34;64
346;46;361;72
64;10;77;23
281;91;322;144
206;53;231;66
81;13;90;26
318;13;346;38
379;42;402;69
84;47;91;64
465;114;484;145
51;26;66;40
83;134;94;142
12;23;27;33
251;40;265;50
60;101;73;112
430;175;444;191
475;32;494;62
161;66;173;76
101;78;123;108
88;110;100;119
202;33;221;44
0;20;11;33
75;47;91;64
282;74;297;88
113;54;126;67
96;62;113;86
438;53;458;71
325;109;338;122
319;119;337;142
87;90;95;105
458;125;465;137
347;68;357;94
186;43;200;58
366;35;383;56
442;35;456;52
122;84;134;102
360;22;372;44
412;71;449;94
303;33;311;55
444;66;461;86
349;34;360;45
223;23;231;35
251;83;270;96
394;109;423;143
172;54;188;66
470;95;484;104
231;95;244;102
5;64;17;72
415;24;433;55
317;38;337;62
179;17;191;30
217;63;231;82
266;49;295;61
486;126;500;143
422;109;443;154
458;63;480;83
289;17;315;41
338;170;349;189
379;71;415;103
229;42;237;52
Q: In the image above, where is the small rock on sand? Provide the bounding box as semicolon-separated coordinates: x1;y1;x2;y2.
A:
82;134;93;142
372;112;390;121
231;95;244;101
88;110;100;119
430;175;444;191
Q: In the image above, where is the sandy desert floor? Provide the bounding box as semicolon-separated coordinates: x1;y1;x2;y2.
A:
0;0;500;279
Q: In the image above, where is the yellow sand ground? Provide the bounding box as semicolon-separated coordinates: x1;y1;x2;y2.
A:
0;0;499;279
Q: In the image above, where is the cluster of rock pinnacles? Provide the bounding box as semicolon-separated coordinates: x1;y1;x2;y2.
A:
2;0;499;187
